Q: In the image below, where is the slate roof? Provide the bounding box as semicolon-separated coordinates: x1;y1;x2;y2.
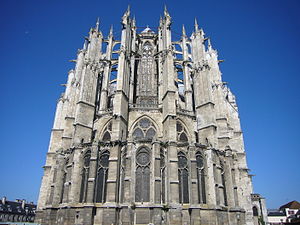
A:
268;210;286;216
280;201;300;210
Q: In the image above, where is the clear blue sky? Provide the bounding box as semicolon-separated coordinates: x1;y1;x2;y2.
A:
0;0;299;209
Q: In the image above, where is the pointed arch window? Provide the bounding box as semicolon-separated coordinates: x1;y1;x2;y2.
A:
177;121;188;142
95;150;110;203
79;151;91;203
60;159;69;203
135;147;151;202
60;172;66;204
132;118;156;141
196;151;206;204
178;151;189;203
136;41;158;106
102;121;112;141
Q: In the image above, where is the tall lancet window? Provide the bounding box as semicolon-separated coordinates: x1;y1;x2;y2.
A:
79;150;91;203
177;121;188;142
102;121;112;142
196;151;206;204
60;172;66;204
178;151;189;203
160;149;166;203
135;147;151;202
136;41;157;106
60;159;69;203
95;150;110;203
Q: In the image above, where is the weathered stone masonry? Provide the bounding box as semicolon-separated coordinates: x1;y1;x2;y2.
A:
36;7;265;225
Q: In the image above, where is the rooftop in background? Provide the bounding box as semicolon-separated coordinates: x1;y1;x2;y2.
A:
280;201;300;210
0;197;36;223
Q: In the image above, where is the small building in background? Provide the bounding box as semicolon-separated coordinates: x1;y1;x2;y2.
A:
251;193;268;225
0;197;36;223
267;200;300;225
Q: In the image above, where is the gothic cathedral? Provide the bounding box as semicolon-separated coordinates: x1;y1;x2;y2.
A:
36;7;266;225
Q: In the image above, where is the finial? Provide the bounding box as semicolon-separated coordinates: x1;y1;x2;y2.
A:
95;17;100;31
194;18;199;32
208;38;212;50
122;5;130;20
109;25;113;37
182;25;186;37
132;16;136;26
122;5;131;25
127;5;131;14
164;5;170;17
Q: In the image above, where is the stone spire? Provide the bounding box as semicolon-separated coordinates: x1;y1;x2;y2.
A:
123;5;130;18
182;24;187;37
95;17;100;31
194;17;199;32
164;5;169;15
208;37;212;51
132;15;136;27
164;5;171;22
109;25;113;37
122;5;131;25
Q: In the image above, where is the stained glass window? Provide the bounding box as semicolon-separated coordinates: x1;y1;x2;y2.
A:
179;133;188;142
135;147;150;202
95;150;110;203
60;159;69;204
79;151;91;203
132;118;156;141
178;152;189;203
139;118;151;128
146;128;156;139
177;121;189;142
102;132;111;141
60;172;66;203
196;152;206;204
102;122;112;141
133;128;144;140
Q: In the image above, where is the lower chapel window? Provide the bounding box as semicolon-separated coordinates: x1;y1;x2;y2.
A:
196;151;206;204
95;150;110;203
178;151;189;203
79;151;91;203
60;159;70;203
135;147;151;202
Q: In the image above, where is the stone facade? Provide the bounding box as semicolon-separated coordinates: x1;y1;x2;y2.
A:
36;7;263;225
